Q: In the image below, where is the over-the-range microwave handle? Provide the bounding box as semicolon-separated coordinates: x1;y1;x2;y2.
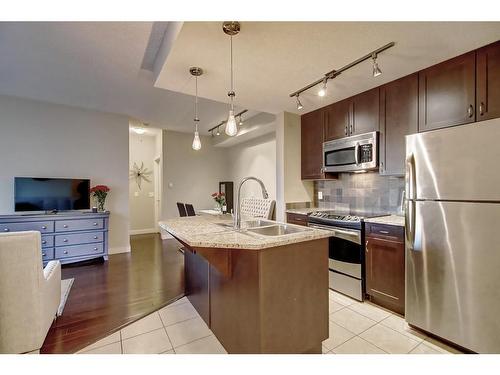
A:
354;142;360;165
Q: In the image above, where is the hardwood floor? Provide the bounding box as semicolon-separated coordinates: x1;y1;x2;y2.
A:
40;234;185;354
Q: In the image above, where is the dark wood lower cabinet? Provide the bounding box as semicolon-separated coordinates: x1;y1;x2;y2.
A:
365;223;405;315
183;239;329;353
286;212;308;226
184;248;210;324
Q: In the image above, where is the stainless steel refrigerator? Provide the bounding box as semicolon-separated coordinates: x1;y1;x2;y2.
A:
405;118;500;353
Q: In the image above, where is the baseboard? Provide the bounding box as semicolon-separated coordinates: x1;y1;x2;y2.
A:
108;245;131;254
130;228;159;235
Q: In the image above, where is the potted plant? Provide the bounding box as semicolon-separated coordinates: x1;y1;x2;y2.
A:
90;185;110;212
211;192;226;213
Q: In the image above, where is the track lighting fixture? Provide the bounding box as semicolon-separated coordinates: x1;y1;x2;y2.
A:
190;67;203;151
216;126;221;136
289;42;395;110
238;115;244;126
318;78;327;97
372;53;382;77
223;21;241;137
296;94;303;110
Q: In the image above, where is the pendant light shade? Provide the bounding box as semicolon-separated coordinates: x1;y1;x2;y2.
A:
192;130;201;150
189;67;204;151
225;110;238;136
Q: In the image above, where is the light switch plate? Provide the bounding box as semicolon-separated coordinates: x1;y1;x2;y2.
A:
134;192;139;197
318;191;323;200
148;192;154;198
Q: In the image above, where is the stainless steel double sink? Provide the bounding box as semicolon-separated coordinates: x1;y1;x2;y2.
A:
215;219;312;237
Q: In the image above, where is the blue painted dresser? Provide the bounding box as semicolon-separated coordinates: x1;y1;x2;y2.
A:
0;212;110;265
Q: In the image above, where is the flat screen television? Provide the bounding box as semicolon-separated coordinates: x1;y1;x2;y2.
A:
14;177;90;212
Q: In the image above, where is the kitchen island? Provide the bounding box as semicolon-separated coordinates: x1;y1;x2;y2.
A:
159;214;331;354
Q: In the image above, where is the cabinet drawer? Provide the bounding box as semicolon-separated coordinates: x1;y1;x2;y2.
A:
55;231;104;246
55;218;104;232
0;221;54;234
286;213;308;226
41;248;55;261
55;243;104;259
41;235;54;248
366;223;404;240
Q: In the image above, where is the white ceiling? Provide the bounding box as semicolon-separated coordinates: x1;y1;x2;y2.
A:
155;22;500;114
0;22;255;134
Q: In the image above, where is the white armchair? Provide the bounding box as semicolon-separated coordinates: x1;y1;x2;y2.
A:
0;231;61;354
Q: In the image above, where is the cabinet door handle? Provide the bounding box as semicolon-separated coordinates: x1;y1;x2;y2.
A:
344;125;348;136
468;105;474;118
349;124;353;135
479;102;484;116
379;230;390;234
365;240;369;253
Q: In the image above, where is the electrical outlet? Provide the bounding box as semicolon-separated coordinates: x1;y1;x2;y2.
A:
318;191;323;200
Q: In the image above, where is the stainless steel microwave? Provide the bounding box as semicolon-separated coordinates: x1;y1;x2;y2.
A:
323;131;378;173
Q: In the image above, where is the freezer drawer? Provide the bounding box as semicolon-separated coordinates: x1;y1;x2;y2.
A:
405;200;500;353
405;118;500;201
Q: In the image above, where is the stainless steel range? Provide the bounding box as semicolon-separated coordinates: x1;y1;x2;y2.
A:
308;211;383;301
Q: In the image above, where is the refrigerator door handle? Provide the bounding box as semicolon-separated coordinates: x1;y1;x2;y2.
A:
405;153;416;200
405;199;416;250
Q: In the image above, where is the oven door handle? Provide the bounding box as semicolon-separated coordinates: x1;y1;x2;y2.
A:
309;224;361;244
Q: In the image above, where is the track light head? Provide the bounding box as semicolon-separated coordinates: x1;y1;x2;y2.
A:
296;95;303;110
318;78;327;97
372;53;382;77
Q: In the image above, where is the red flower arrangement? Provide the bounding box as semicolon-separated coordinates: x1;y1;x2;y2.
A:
211;192;226;208
90;185;110;212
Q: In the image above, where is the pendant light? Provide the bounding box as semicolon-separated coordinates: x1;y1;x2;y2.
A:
223;21;240;137
190;67;203;151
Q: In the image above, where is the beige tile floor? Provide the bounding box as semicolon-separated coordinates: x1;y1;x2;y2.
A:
78;290;463;354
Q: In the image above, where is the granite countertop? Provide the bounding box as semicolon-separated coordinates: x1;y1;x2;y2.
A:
364;214;405;227
159;215;332;250
285;208;319;215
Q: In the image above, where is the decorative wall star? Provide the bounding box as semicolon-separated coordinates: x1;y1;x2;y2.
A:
130;161;152;190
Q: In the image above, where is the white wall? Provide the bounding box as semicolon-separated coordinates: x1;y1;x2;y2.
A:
226;133;277;205
129;132;157;234
0;95;130;254
162;130;229;220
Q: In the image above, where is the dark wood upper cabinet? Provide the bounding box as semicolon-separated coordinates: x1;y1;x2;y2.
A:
351;87;380;135
325;99;350;141
477;40;500;121
365;223;405;315
418;51;476;132
324;88;379;141
379;73;418;176
301;108;326;180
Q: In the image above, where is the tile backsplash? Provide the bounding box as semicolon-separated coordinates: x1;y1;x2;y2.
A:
315;172;405;215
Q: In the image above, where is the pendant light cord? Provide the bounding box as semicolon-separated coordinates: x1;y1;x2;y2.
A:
230;35;234;111
195;75;199;132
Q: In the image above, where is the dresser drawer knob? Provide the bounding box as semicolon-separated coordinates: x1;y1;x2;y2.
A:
63;238;68;243
42;240;47;245
63;224;68;228
42;252;46;257
63;250;68;254
93;222;98;226
94;236;98;240
41;225;47;230
3;228;9;232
